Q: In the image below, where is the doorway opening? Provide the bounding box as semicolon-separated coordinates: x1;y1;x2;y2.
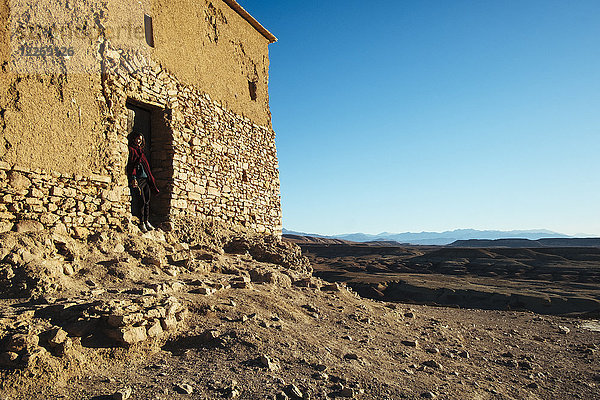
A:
126;100;173;224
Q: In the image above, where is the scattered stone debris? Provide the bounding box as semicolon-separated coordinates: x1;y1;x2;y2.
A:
339;385;357;397
198;329;220;344
423;360;443;370
314;363;327;372
301;304;319;313
401;339;419;347
0;223;599;400
276;392;289;400
224;236;312;274
258;354;280;371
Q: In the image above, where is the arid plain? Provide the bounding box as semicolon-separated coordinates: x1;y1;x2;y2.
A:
287;235;600;318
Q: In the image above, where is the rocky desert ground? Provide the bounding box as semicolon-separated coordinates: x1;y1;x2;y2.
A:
291;237;600;318
0;221;599;399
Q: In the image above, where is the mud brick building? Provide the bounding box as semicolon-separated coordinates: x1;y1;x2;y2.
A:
0;0;282;236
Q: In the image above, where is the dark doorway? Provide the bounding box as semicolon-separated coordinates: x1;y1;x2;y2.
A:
126;101;173;224
127;103;152;158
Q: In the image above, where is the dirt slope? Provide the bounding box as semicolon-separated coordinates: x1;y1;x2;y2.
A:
0;224;599;399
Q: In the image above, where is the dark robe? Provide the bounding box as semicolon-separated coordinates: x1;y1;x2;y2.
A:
126;145;159;193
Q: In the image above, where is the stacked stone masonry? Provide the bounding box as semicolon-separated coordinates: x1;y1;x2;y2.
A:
104;45;282;235
0;162;125;237
0;0;282;237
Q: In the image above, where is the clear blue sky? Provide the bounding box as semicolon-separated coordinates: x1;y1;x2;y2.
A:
239;0;600;236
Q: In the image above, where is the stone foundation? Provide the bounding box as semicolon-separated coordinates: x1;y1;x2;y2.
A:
0;162;126;236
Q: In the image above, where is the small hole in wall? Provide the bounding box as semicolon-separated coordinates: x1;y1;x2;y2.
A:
248;80;257;101
145;14;154;47
242;170;248;182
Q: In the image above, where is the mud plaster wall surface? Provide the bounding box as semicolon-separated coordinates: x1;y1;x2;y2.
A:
0;0;9;63
1;0;273;175
151;0;271;127
1;0;10;156
107;0;272;126
1;75;105;174
1;0;108;175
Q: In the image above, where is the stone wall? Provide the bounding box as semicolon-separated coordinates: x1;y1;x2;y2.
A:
0;162;125;237
0;0;282;237
104;44;282;235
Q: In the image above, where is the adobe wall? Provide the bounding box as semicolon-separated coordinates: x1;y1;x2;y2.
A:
0;0;110;175
0;0;9;66
1;0;272;174
106;0;272;126
150;0;272;127
0;0;282;236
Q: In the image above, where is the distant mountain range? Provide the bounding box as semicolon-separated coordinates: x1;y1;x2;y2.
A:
282;228;579;246
449;238;600;248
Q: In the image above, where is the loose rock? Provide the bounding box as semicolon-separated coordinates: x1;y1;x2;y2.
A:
174;383;194;394
285;384;303;399
112;387;132;400
423;360;443;370
259;354;280;371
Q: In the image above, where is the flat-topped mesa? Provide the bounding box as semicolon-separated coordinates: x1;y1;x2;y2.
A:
0;0;282;237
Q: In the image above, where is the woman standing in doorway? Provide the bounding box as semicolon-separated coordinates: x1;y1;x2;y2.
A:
127;132;159;232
